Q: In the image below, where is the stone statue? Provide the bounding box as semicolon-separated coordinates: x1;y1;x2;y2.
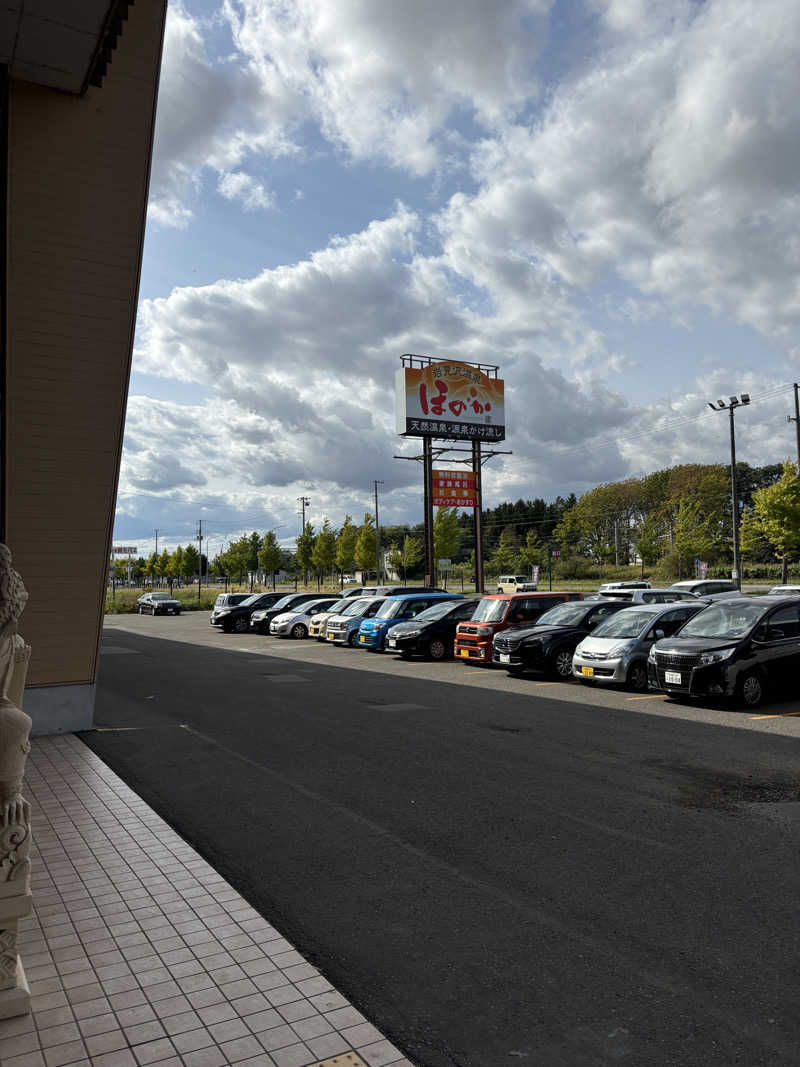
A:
0;544;32;1016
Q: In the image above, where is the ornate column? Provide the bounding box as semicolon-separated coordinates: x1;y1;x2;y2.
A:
0;545;32;1018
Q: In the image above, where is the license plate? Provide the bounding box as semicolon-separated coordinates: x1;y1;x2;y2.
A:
360;636;367;643
388;638;396;647
327;633;335;640
665;670;682;685
460;649;469;658
581;666;594;678
499;654;510;664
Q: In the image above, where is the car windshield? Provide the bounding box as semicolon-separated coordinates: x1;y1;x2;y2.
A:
471;598;509;622
267;595;296;610
151;593;171;600
302;600;332;613
593;610;655;638
679;601;765;639
536;603;591;627
376;599;411;619
342;598;378;617
767;587;800;596
327;599;350;613
415;601;458;622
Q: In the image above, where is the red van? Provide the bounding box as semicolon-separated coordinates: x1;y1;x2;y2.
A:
454;591;583;664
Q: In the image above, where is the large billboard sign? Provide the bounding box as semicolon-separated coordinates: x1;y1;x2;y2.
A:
432;469;478;508
396;361;505;441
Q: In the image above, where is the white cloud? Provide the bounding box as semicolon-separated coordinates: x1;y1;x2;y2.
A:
217;170;274;211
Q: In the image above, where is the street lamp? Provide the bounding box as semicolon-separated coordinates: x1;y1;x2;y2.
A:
373;480;384;584
707;394;750;590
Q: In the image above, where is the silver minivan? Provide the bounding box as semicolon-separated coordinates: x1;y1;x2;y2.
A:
573;601;704;690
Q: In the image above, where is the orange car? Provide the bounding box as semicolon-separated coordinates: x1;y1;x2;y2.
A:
454;591;583;665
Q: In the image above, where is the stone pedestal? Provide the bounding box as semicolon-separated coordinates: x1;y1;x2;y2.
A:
0;816;32;1017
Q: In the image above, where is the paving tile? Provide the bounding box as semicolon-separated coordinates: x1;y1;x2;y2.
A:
290;1015;334;1041
244;1007;284;1034
77;1013;119;1038
124;1020;168;1045
38;1022;82;1048
358;1042;405;1067
259;1024;302;1052
323;1007;367;1030
3;1052;46;1067
1;1029;42;1058
181;1048;227;1067
171;1028;216;1054
42;1039;88;1066
132;1037;177;1064
277;1001;319;1024
270;1042;315;1067
220;1035;266;1062
90;1051;137;1067
84;1028;128;1057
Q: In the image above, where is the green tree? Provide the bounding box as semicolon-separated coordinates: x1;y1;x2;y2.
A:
433;507;461;564
247;531;261;575
182;543;200;581
739;508;771;563
519;529;545;572
258;531;283;589
168;545;184;582
354;513;376;578
336;515;358;578
312;518;337;585
673;499;717;575
634;513;665;567
144;552;159;581
753;460;800;583
387;534;424;582
490;526;519;575
157;550;171;578
295;522;315;585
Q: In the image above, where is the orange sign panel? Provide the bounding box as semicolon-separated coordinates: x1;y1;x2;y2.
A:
395;361;505;441
432;469;478;508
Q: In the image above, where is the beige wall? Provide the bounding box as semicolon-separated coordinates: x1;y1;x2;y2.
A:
5;0;166;720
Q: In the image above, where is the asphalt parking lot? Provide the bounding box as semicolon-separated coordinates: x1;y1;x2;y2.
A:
103;609;800;735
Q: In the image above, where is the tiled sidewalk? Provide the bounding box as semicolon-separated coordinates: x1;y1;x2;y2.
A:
0;735;411;1067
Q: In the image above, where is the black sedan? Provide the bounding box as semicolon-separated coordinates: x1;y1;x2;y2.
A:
386;598;479;660
648;595;800;709
214;592;287;633
249;592;324;634
492;600;627;678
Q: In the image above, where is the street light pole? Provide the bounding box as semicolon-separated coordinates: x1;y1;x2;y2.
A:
297;495;310;586
787;382;800;473
374;480;384;584
708;394;750;591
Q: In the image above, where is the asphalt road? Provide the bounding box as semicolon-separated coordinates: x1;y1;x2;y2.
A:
86;613;800;1066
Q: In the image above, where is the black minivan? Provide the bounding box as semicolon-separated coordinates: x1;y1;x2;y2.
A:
648;595;800;708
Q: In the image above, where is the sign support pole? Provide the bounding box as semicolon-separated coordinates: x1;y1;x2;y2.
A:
423;437;435;585
472;441;484;594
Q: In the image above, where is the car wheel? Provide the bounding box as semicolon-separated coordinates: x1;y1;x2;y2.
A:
291;623;307;639
736;671;766;709
233;617;249;633
550;649;574;680
496;587;503;594
348;630;360;647
626;661;648;692
427;637;448;661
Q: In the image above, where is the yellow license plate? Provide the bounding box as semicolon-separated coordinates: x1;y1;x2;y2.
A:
581;666;594;677
360;636;367;643
327;633;335;640
460;649;469;657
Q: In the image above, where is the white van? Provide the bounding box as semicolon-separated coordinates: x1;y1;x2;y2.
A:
495;574;538;594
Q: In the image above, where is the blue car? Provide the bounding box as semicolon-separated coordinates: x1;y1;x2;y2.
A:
357;592;463;651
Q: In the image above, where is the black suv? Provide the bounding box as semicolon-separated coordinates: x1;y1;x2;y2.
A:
249;592;324;634
493;600;627;678
386;598;479;660
214;592;287;633
648;595;800;708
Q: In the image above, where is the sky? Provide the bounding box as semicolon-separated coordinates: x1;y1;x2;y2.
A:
116;0;800;558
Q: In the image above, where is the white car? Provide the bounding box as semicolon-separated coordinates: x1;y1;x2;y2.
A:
137;592;181;616
268;597;340;638
767;585;800;596
669;579;739;599
596;587;700;604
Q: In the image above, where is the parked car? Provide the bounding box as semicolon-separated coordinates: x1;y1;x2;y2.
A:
213;592;289;633
269;598;340;638
342;574;356;583
492;599;627;678
137;591;181;616
209;592;252;625
357;592;463;650
386;598;480;659
248;592;324;635
669;579;739;599
341;584;445;599
325;597;387;646
308;598;352;640
595;587;701;604
495;574;538;593
598;581;652;592
766;585;800;596
454;592;584;665
573;601;705;690
648;595;800;708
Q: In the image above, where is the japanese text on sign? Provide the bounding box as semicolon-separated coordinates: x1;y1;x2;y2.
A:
432;469;478;508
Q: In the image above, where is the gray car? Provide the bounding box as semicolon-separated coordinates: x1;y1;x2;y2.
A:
572;601;704;690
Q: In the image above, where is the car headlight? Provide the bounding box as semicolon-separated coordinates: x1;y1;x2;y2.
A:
606;642;634;658
699;647;736;665
400;629;420;638
648;645;658;664
217;610;231;617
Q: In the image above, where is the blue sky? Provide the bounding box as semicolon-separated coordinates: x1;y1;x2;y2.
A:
117;0;800;556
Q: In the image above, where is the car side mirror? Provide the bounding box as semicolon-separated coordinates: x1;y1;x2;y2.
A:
654;628;665;640
753;625;769;643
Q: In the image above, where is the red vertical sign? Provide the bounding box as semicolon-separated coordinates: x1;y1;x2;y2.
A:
432;469;477;508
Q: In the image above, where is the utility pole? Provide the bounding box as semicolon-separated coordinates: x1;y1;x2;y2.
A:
196;520;204;599
374;480;384;583
788;383;800;473
708;394;750;590
472;441;484;594
297;496;310;586
154;529;159;557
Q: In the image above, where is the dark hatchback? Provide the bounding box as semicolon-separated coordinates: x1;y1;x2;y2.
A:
213;592;288;633
648;595;800;709
386;598;480;660
492;599;628;679
249;592;323;634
